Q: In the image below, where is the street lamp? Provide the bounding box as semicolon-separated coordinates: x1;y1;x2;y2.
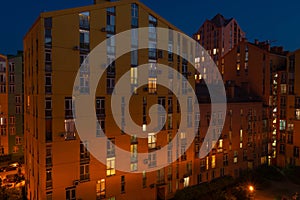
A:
248;185;254;193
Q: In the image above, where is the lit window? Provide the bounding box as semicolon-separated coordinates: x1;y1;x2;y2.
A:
197;34;201;41
211;155;216;168
234;151;238;163
106;157;116;176
96;179;105;199
148;77;157;94
280;120;286;130
183;177;189;187
296;109;300;120
148;133;156;149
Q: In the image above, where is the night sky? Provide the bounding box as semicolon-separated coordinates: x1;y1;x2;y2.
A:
1;0;300;55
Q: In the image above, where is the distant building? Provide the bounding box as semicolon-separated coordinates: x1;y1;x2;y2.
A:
0;52;23;162
193;13;245;75
221;39;288;166
7;51;24;160
275;49;300;167
0;54;9;157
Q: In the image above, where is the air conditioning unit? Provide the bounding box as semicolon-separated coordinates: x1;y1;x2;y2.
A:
73;180;79;186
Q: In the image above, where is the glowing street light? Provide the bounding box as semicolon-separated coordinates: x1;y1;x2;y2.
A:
249;185;254;193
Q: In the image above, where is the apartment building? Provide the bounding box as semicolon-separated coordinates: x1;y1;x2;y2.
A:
23;0;199;199
275;49;300;167
0;54;9;157
193;13;245;74
7;51;24;161
221;39;287;166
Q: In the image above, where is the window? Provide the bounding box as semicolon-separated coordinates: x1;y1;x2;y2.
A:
130;67;138;93
106;7;116;33
148;133;156;149
130;144;137;166
106;77;115;94
106;157;116;176
131;3;138;27
44;17;52;46
96;97;105;116
148;77;157;94
9;127;15;135
80;164;90;181
46;191;52;200
182;79;188;94
16;105;21;114
12;146;19;153
183;177;189;188
234;151;238;163
80;141;90;161
15;137;22;145
280;120;286;130
142;171;147;188
79;60;90;94
96;119;105;137
80;29;90;50
296;109;300;120
64;119;76;140
79;11;90;30
211;155;216;168
15;95;21;104
223;154;228;166
294;147;300;158
121;176;125;193
9;84;14;93
96;179;105;200
280;84;287;94
148;152;156;167
66;187;76;200
45;97;52;118
9;116;15;125
46;146;52;167
46;119;52;142
65;97;73;119
46;169;52;189
107;139;115;158
45;73;52;94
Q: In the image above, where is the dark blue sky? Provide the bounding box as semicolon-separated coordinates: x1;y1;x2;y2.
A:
1;0;300;55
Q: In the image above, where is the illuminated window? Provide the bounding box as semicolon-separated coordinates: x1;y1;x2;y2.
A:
96;179;105;200
280;84;287;94
211;155;216;168
148;133;156;149
197;34;200;40
130;144;137;165
234;151;238;163
218;139;223;149
206;156;209;170
213;48;217;55
280;120;286;130
106;157;116;176
296;109;300;120
148;77;157;94
183;177;189;188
